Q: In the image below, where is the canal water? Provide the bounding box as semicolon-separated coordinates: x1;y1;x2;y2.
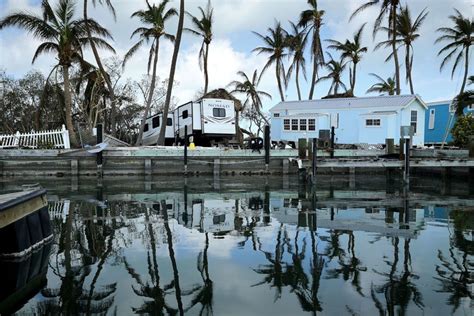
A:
0;175;472;315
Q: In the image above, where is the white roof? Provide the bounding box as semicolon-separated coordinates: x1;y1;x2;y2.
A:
270;95;427;112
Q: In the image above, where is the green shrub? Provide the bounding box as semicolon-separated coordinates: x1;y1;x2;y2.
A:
451;114;474;148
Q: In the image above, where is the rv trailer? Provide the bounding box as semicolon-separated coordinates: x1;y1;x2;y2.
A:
174;98;236;146
142;112;175;146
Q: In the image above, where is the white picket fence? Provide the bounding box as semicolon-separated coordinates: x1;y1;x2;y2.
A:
0;125;71;149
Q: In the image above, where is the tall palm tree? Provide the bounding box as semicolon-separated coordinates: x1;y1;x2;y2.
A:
435;9;473;95
0;0;114;145
375;6;428;94
158;0;184;146
452;75;474;116
185;0;213;95
228;70;272;128
366;73;396;95
286;21;308;101
299;0;325;100
123;0;176;146
351;0;402;95
326;24;368;96
253;21;288;102
83;0;118;135
317;54;348;96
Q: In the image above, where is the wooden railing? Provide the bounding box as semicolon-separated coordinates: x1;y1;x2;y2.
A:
0;125;70;149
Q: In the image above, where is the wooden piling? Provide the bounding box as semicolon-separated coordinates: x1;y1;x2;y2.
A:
403;138;410;185
264;125;270;173
330;126;335;158
298;138;307;159
184;125;188;175
96;123;103;178
311;138;317;183
71;159;78;176
386;138;395;154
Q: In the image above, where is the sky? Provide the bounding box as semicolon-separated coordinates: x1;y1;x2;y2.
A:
0;0;472;114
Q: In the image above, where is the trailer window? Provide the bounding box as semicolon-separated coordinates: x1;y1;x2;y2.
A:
144;123;149;132
308;119;316;131
213;108;226;117
167;117;173;126
152;116;160;128
182;110;189;119
283;119;290;130
299;119;307;131
291;119;298;131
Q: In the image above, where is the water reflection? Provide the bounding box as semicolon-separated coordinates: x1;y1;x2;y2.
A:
0;176;472;315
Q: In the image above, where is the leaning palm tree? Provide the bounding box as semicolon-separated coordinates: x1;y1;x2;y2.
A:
317;54;348;96
83;0;118;135
185;0;213;95
351;0;402;95
286;21;308;101
253;21;288;102
366;73;396;95
158;0;184;146
228;69;272;129
123;0;176;146
0;0;115;145
326;23;368;96
299;0;325;100
435;9;473;95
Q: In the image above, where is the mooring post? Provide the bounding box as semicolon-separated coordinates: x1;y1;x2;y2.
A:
264;125;270;173
184;125;188;175
312;138;317;184
298;138;307;159
96;123;103;178
403;138;410;185
386;138;394;154
330;126;335;158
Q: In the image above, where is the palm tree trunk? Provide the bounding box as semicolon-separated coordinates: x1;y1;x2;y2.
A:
204;42;209;94
158;0;185;146
276;62;285;101
136;39;160;146
459;46;469;95
391;5;401;95
352;62;357;96
406;44;414;94
296;60;302;101
308;47;318;100
62;65;78;146
84;0;117;136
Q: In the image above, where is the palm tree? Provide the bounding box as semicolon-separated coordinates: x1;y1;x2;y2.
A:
366;73;396;95
299;0;325;100
228;70;272;131
452;75;474;116
158;0;184;146
83;0;118;136
286;21;308;101
435;9;473;95
123;0;176;146
326;24;368;96
317;54;348;96
351;0;402;95
0;0;115;145
185;0;213;95
253;21;288;102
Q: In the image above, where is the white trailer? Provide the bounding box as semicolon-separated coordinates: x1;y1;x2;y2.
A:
174;98;236;145
142;112;175;146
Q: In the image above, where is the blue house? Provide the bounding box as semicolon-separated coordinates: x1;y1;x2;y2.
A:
424;100;474;145
269;95;427;146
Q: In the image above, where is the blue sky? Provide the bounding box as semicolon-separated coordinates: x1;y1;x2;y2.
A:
0;0;472;112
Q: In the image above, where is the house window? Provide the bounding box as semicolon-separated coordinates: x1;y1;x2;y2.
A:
366;119;381;126
283;119;290;130
274;113;280;117
291;119;298;131
167;117;173;126
428;109;435;129
308;119;316;131
182;110;189;119
410;110;417;133
152;116;160;128
299;119;307;131
213;108;226;117
144;123;149;132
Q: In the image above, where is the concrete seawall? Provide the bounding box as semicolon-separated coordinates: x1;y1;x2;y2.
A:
0;147;472;177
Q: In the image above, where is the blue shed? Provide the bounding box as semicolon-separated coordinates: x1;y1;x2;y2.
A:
424;100;474;145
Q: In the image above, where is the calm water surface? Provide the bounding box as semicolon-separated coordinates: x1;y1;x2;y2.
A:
0;175;472;315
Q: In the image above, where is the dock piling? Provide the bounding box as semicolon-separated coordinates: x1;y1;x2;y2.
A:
330;127;335;158
96;123;103;178
264;125;270;173
184;125;188;175
403;138;410;185
311;138;317;184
